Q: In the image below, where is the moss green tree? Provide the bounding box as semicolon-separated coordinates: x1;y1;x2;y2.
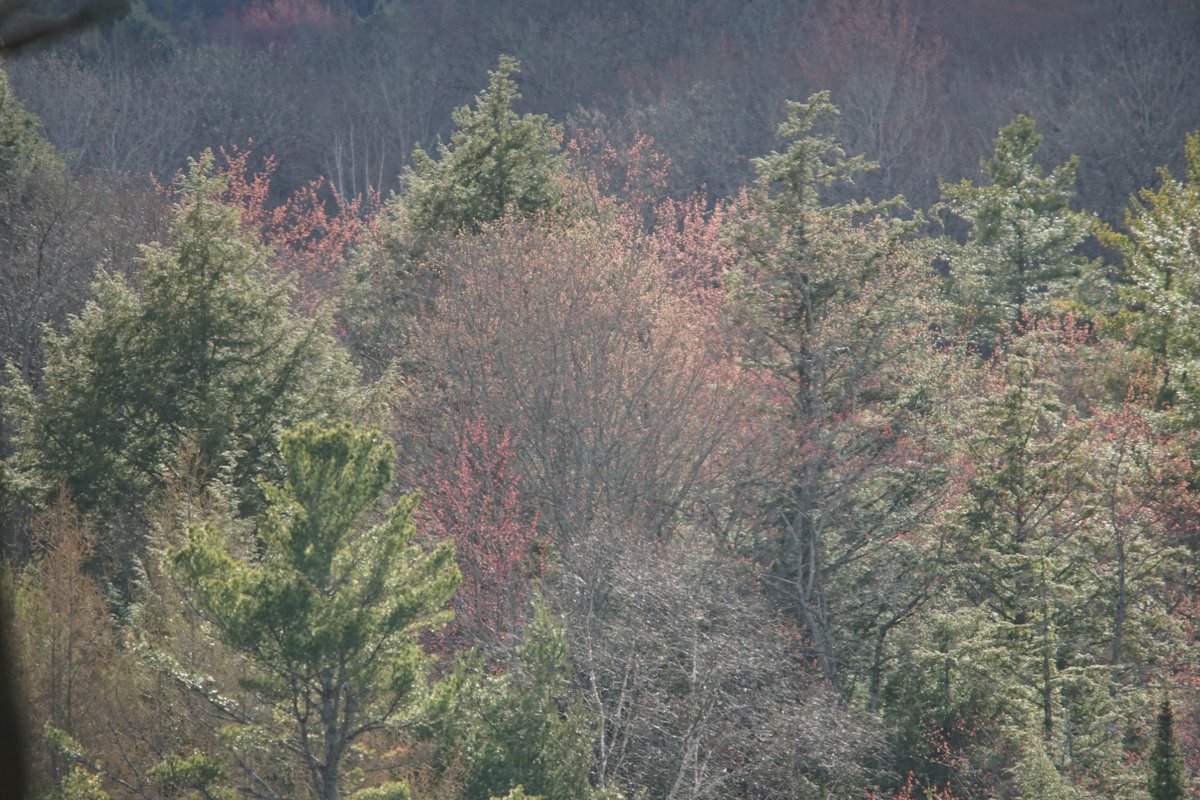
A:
0;62;87;385
938;115;1094;345
2;152;359;578
726;91;953;697
402;54;563;234
339;56;563;374
172;421;459;800
1012;736;1076;800
434;603;598;800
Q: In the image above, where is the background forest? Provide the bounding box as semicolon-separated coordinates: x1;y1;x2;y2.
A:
3;1;1200;799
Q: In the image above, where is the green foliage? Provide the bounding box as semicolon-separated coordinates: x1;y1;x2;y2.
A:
348;781;412;800
1098;132;1200;414
0;62;61;204
1011;737;1075;800
172;421;459;800
1148;694;1188;800
726;91;949;698
491;788;541;800
0;60;77;383
749;90;877;211
939;115;1094;343
909;327;1175;795
434;603;596;800
150;750;236;800
956;340;1098;738
2;152;359;546
42;727;111;800
403;55;564;234
48;766;111;800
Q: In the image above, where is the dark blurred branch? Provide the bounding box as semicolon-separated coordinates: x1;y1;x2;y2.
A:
0;0;129;53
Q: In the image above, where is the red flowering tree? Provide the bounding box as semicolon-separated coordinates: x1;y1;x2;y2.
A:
423;415;539;655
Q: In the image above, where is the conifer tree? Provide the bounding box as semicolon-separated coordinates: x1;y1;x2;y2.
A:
434;603;597;800
1148;693;1188;800
403;55;563;234
726;91;950;696
2;152;359;579
1012;737;1075;800
172;421;459;800
939;115;1094;344
1098;132;1200;414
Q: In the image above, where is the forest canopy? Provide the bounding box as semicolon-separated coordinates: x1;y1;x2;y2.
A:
2;2;1200;800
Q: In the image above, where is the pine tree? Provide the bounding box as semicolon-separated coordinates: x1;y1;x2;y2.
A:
172;421;460;800
726;91;950;696
435;602;597;800
403;55;563;234
939;115;1094;345
1148;693;1188;800
1011;736;1075;800
1097;132;1200;415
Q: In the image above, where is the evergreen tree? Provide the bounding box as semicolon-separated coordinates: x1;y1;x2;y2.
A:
939;115;1094;345
1148;693;1188;800
1097;132;1200;414
434;603;598;800
0;61;80;384
403;55;563;234
1012;736;1075;800
172;421;459;800
726;91;951;696
2;152;360;578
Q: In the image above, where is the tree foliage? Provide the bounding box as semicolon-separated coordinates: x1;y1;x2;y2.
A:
726;91;954;698
403;55;563;235
2;152;360;575
938;115;1094;344
1098;132;1200;414
1148;693;1189;800
172;420;459;800
432;603;598;800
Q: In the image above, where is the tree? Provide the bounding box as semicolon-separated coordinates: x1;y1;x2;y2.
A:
725;91;955;697
412;216;737;551
12;497;117;794
938;115;1094;345
566;529;886;800
0;63;89;385
402;55;563;235
422;415;538;656
2;152;360;579
1148;693;1188;800
172;421;460;800
1011;736;1075;800
432;603;598;800
1097;132;1200;415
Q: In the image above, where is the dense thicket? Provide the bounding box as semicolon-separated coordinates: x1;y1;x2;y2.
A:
3;3;1200;800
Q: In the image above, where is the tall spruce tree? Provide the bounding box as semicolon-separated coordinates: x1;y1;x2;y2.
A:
402;55;563;234
726;91;950;696
1148;693;1188;800
1098;132;1200;415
